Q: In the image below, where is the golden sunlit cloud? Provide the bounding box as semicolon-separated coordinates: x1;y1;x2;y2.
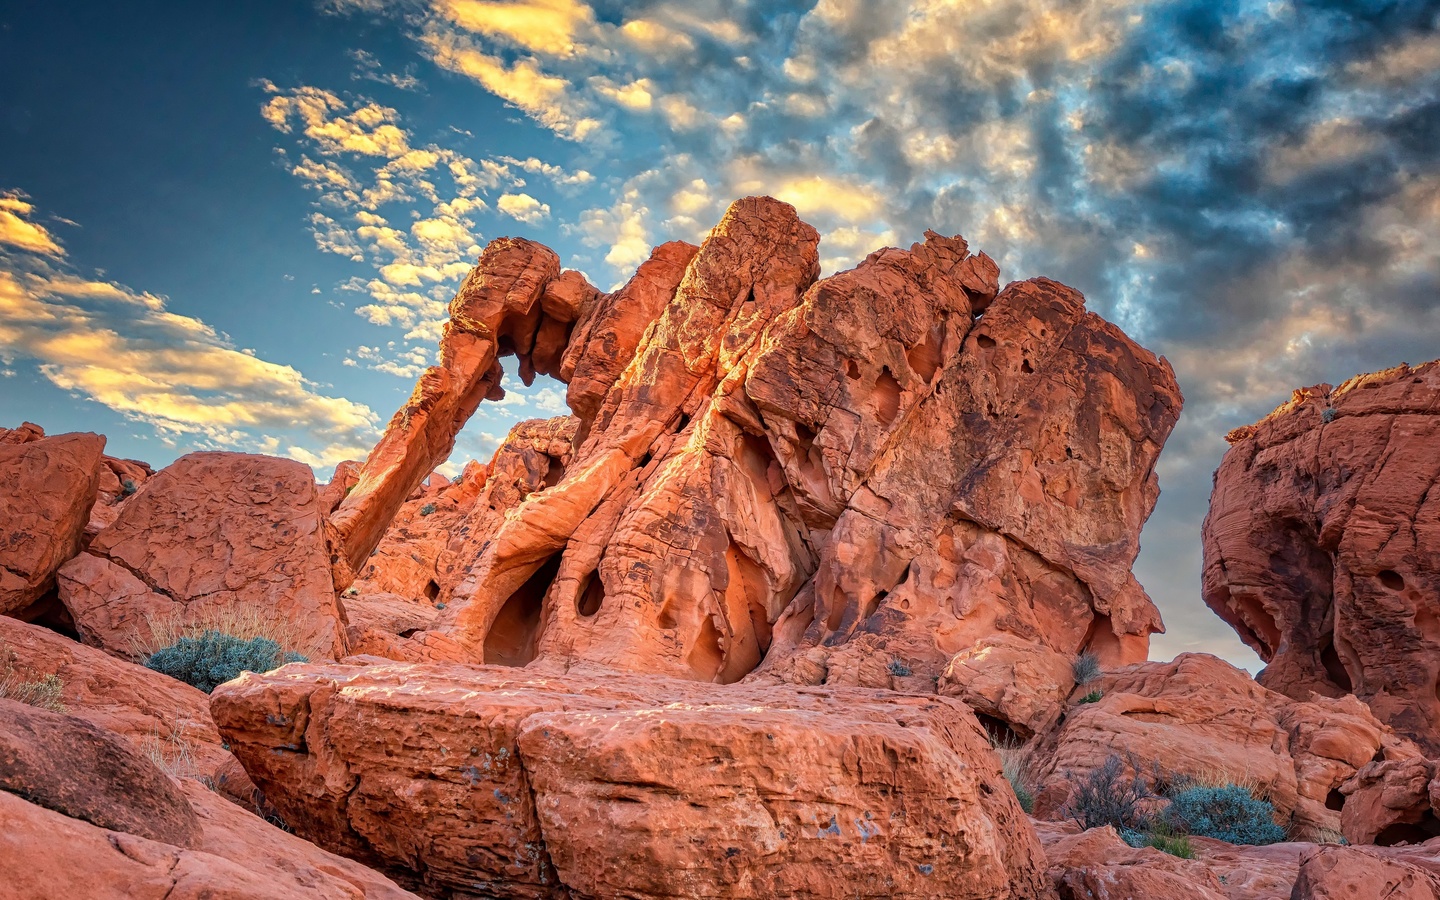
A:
422;31;602;140
436;0;596;57
0;194;66;256
0;272;377;466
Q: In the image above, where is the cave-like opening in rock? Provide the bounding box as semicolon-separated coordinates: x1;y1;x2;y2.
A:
484;554;562;667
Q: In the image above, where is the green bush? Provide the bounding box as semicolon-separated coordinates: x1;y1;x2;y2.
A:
1079;689;1103;704
1121;823;1195;858
419;502;437;516
145;631;306;693
1164;784;1286;845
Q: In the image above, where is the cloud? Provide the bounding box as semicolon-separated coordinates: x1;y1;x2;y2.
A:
497;192;551;224
0;193;65;256
0;196;377;466
436;0;595;57
261;82;412;157
422;31;602;140
254;0;1440;667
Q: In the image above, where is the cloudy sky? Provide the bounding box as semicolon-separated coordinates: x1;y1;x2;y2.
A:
2;0;1437;668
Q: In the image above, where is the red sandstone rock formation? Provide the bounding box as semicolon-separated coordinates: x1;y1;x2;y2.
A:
1029;653;1419;840
326;238;569;574
56;451;347;661
1202;361;1440;752
0;430;105;618
339;198;1182;712
211;662;1051;899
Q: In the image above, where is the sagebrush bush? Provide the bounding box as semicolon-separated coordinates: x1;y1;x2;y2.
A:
1072;650;1101;685
887;658;912;677
145;631;306;693
1061;752;1155;832
1163;784;1286;845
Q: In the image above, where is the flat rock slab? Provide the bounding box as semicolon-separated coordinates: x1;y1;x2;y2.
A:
212;663;1050;899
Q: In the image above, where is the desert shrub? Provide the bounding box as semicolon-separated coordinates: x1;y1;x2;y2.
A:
0;642;67;712
420;502;437;516
140;719;201;779
120;478;138;497
1321;407;1338;424
131;606;302;661
1121;822;1195;858
1062;752;1155;833
0;670;66;712
993;737;1037;814
1163;784;1286;845
145;631;306;693
887;658;912;677
1072;650;1101;685
1079;689;1103;704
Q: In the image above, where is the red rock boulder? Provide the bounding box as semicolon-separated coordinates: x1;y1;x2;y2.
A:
212;662;1052;899
1029;653;1418;840
1202;361;1440;751
0;429;105;617
57;451;346;661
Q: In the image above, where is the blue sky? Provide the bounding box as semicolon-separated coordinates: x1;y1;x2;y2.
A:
2;0;1437;668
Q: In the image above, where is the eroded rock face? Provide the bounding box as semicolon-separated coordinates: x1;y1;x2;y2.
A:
1030;653;1419;840
357;198;1180;713
56;452;346;661
211;662;1052;900
1202;361;1440;751
0;430;105;617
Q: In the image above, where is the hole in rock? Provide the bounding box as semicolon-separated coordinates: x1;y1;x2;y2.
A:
845;359;862;380
1375;817;1440;847
976;334;996;349
543;455;565;489
484;554;561;667
424;580;441;602
1379;570;1406;591
905;326;943;383
674;412;692;433
687;614;726;682
1021;358;1034;374
1319;633;1354;693
861;590;887;622
577;572;605;618
1325;788;1346;811
975;713;1026;744
875;367;902;427
657;601;678;630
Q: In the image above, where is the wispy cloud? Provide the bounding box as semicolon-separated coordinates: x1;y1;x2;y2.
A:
0;193;378;467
